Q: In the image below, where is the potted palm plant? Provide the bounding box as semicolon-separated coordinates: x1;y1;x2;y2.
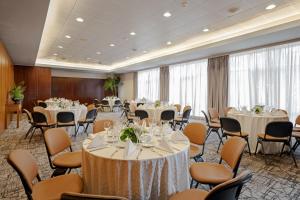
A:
104;74;120;97
9;81;25;104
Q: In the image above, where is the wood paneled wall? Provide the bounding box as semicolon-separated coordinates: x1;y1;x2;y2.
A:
0;42;14;133
14;66;52;110
52;77;105;104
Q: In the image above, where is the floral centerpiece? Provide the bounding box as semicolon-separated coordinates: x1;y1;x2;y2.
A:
252;105;264;114
154;100;161;108
10;81;26;104
119;124;147;143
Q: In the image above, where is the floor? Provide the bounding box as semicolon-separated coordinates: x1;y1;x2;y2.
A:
0;112;299;200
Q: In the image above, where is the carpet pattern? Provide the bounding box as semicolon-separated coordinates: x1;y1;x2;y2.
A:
0;112;299;200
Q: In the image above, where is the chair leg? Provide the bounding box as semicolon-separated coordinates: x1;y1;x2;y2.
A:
84;123;90;133
245;137;251;156
289;145;298;168
190;179;194;188
215;129;223;144
254;140;259;155
29;127;37;142
195;182;199;189
217;139;222;153
24;126;33;139
205;129;212;141
280;143;286;157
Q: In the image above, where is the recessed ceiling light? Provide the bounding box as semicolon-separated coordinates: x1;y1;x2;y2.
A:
53;53;58;56
109;43;115;47
57;45;63;49
65;35;71;39
130;32;136;36
87;57;91;60
265;4;276;10
143;50;147;53
96;52;101;55
163;12;172;18
166;41;172;45
126;57;130;59
203;28;209;32
76;17;84;22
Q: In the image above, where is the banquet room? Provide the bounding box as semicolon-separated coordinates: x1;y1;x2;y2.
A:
1;0;300;199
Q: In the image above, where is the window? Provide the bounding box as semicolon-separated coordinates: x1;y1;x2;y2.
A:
137;68;160;101
228;41;300;120
169;59;208;116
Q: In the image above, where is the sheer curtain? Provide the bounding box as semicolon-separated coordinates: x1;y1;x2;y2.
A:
228;41;300;121
169;59;208;116
137;68;160;101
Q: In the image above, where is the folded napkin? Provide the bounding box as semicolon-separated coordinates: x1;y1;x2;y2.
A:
171;131;187;141
87;135;105;149
157;138;174;153
123;140;137;158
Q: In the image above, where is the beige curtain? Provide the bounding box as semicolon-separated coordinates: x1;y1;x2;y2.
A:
133;72;138;99
207;55;229;115
160;66;169;102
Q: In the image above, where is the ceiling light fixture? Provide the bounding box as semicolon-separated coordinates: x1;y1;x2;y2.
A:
87;57;91;60
57;45;63;49
203;28;209;32
65;35;71;38
76;17;84;22
130;32;136;36
126;57;130;59
163;12;172;18
53;53;58;56
166;41;172;45
265;4;276;10
109;43;115;47
96;52;101;55
143;50;147;53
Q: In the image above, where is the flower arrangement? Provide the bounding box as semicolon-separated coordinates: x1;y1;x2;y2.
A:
252;105;264;114
154;100;161;108
10;81;26;104
120;127;138;143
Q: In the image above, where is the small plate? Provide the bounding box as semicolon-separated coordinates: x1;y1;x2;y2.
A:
116;141;126;148
142;143;155;148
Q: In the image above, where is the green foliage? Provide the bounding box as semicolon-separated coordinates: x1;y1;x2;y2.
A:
10;81;25;100
104;74;120;96
120;127;138;143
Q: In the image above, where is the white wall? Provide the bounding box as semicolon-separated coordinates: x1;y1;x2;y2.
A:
118;72;135;101
51;69;107;79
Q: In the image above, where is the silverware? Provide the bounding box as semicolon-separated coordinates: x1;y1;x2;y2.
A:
136;148;143;160
110;148;119;158
150;148;164;156
88;146;110;152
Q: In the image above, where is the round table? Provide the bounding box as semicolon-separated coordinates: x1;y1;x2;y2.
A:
45;105;87;123
136;105;177;123
227;111;289;154
82;132;190;200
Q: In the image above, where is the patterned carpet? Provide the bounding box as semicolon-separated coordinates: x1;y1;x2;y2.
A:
0;112;299;200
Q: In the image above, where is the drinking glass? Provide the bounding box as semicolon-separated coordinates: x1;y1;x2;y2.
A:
104;121;111;136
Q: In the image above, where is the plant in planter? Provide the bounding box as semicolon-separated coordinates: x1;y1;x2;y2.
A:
9;81;25;104
104;74;121;97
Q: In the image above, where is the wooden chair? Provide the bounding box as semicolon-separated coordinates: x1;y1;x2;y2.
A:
170;170;252;200
190;137;246;188
183;123;206;162
7;149;83;200
61;192;128;200
93;119;114;133
44;128;82;177
208;108;220;123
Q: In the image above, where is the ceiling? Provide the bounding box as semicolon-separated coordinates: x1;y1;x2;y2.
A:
0;0;50;65
1;0;300;73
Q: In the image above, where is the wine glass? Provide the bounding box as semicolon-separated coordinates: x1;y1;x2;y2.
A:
104;121;111;136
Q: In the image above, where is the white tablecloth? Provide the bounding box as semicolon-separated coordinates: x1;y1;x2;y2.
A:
227;111;289;154
82;133;190;200
136;105;177;123
45;105;87;123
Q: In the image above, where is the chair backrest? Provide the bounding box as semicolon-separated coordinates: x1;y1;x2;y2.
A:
38;101;47;108
182;108;192;119
7;149;39;191
86;108;98;120
135;110;149;120
23;109;32;123
224;107;233;117
161;110;175;121
93;119;114;133
57;112;75;123
124;102;130;109
129;103;137;112
220;137;246;175
206;170;252;200
183;123;206;145
208;108;219;121
101;100;109;105
295;115;300;127
87;104;96;111
33;106;52;123
174;104;181;113
201;110;210;125
137;102;144;107
265;121;293;138
114;100;122;105
61;192;128;200
31;112;48;124
44;128;71;156
183;105;191;113
220;117;241;135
